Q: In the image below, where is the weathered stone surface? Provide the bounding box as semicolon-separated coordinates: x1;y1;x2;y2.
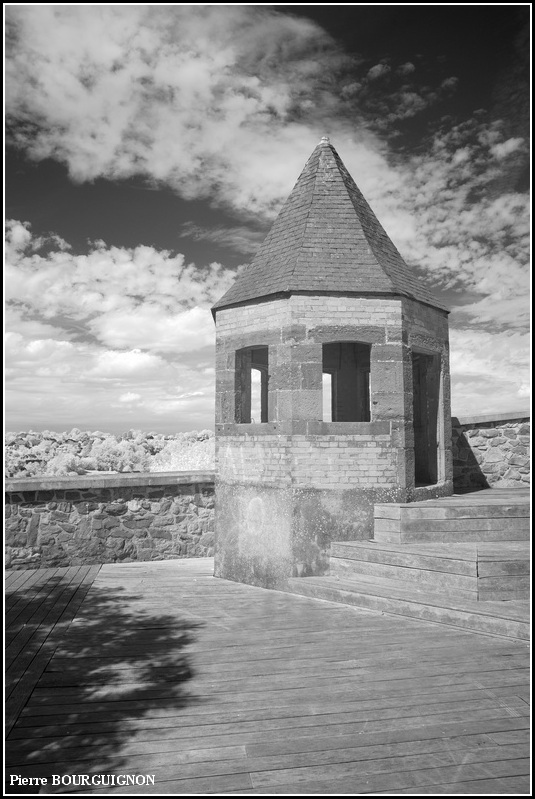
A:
105;502;128;515
78;501;100;514
452;417;530;491
5;476;215;569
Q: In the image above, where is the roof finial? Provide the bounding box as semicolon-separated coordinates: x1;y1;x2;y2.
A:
320;135;330;144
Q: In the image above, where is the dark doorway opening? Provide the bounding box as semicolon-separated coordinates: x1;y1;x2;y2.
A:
412;352;440;485
322;342;371;422
235;346;269;423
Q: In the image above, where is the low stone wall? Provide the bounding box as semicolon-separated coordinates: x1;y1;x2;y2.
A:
5;472;215;570
451;412;530;492
5;413;530;569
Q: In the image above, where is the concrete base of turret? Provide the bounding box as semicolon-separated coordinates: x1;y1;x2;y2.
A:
214;478;453;588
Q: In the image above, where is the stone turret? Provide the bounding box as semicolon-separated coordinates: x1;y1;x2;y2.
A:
212;137;452;588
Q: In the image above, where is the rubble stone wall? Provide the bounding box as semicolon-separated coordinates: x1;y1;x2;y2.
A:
5;472;215;570
451;413;530;492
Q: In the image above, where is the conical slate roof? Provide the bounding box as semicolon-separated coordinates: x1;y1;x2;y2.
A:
212;138;448;312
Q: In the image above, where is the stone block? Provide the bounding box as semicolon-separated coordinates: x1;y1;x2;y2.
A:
508;454;529;467
50;510;70;521
151;529;172;540
309;324;385;343
105;503;128;515
370;343;407;361
157;515;176;526
372;392;411;420
281;324;307;343
58;523;77;534
122;518;153;529
482;449;505;463
77;501;100;515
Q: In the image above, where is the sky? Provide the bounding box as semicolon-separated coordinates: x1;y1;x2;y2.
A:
5;4;531;434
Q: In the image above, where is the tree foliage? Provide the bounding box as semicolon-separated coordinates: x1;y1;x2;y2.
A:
4;429;215;477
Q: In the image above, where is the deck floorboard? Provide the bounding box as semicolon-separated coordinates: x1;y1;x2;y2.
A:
5;558;530;795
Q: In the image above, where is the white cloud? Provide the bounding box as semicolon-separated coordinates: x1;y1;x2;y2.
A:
449;328;530;416
490;137;524;159
6;5;351;216
88;350;166;379
89;307;215;353
179;222;265;255
5;222;227;431
397;62;415;75
5;220;235;345
367;63;391;80
118;392;142;404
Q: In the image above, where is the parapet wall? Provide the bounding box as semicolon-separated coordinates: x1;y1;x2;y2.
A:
5;472;215;570
451;412;530;492
5;412;530;570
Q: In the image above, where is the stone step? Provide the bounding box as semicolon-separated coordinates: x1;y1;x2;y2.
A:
330;541;530;600
286;575;530;640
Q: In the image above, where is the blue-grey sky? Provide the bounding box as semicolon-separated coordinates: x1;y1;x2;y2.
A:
5;5;530;433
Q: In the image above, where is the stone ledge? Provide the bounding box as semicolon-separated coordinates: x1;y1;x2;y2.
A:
452;411;529;427
5;471;216;493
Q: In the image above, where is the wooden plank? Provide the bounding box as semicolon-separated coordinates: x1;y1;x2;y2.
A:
385;776;532;793
17;692;528;725
5;743;530;784
6;569;64;624
10;708;529;749
5;567;51;595
4;559;531;797
23;682;521;712
5;566;101;736
244;758;531;793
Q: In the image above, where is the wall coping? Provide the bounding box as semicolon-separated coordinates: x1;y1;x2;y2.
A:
5;471;216;493
452;411;530;427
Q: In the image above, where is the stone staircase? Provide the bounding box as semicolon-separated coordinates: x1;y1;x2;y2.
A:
287;489;530;640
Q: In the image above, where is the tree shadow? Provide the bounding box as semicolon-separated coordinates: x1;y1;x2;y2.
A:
451;423;489;494
5;575;202;794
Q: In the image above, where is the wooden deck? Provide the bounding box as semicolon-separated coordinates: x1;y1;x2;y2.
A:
5;558;531;794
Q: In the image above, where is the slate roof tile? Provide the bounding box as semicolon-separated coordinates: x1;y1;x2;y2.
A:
213;138;448;312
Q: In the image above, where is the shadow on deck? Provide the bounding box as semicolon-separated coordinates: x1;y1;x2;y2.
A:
4;558;531;795
5;564;201;793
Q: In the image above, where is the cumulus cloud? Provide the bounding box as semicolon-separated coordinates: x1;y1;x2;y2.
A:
397;62;415;75
367;63;391;80
89;307;216;353
6;219;235;345
490;137;524;159
5;221;232;431
5;5;352;217
449;329;530;415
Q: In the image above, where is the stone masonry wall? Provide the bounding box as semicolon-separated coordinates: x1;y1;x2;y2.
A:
5;472;215;570
452;413;530;491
